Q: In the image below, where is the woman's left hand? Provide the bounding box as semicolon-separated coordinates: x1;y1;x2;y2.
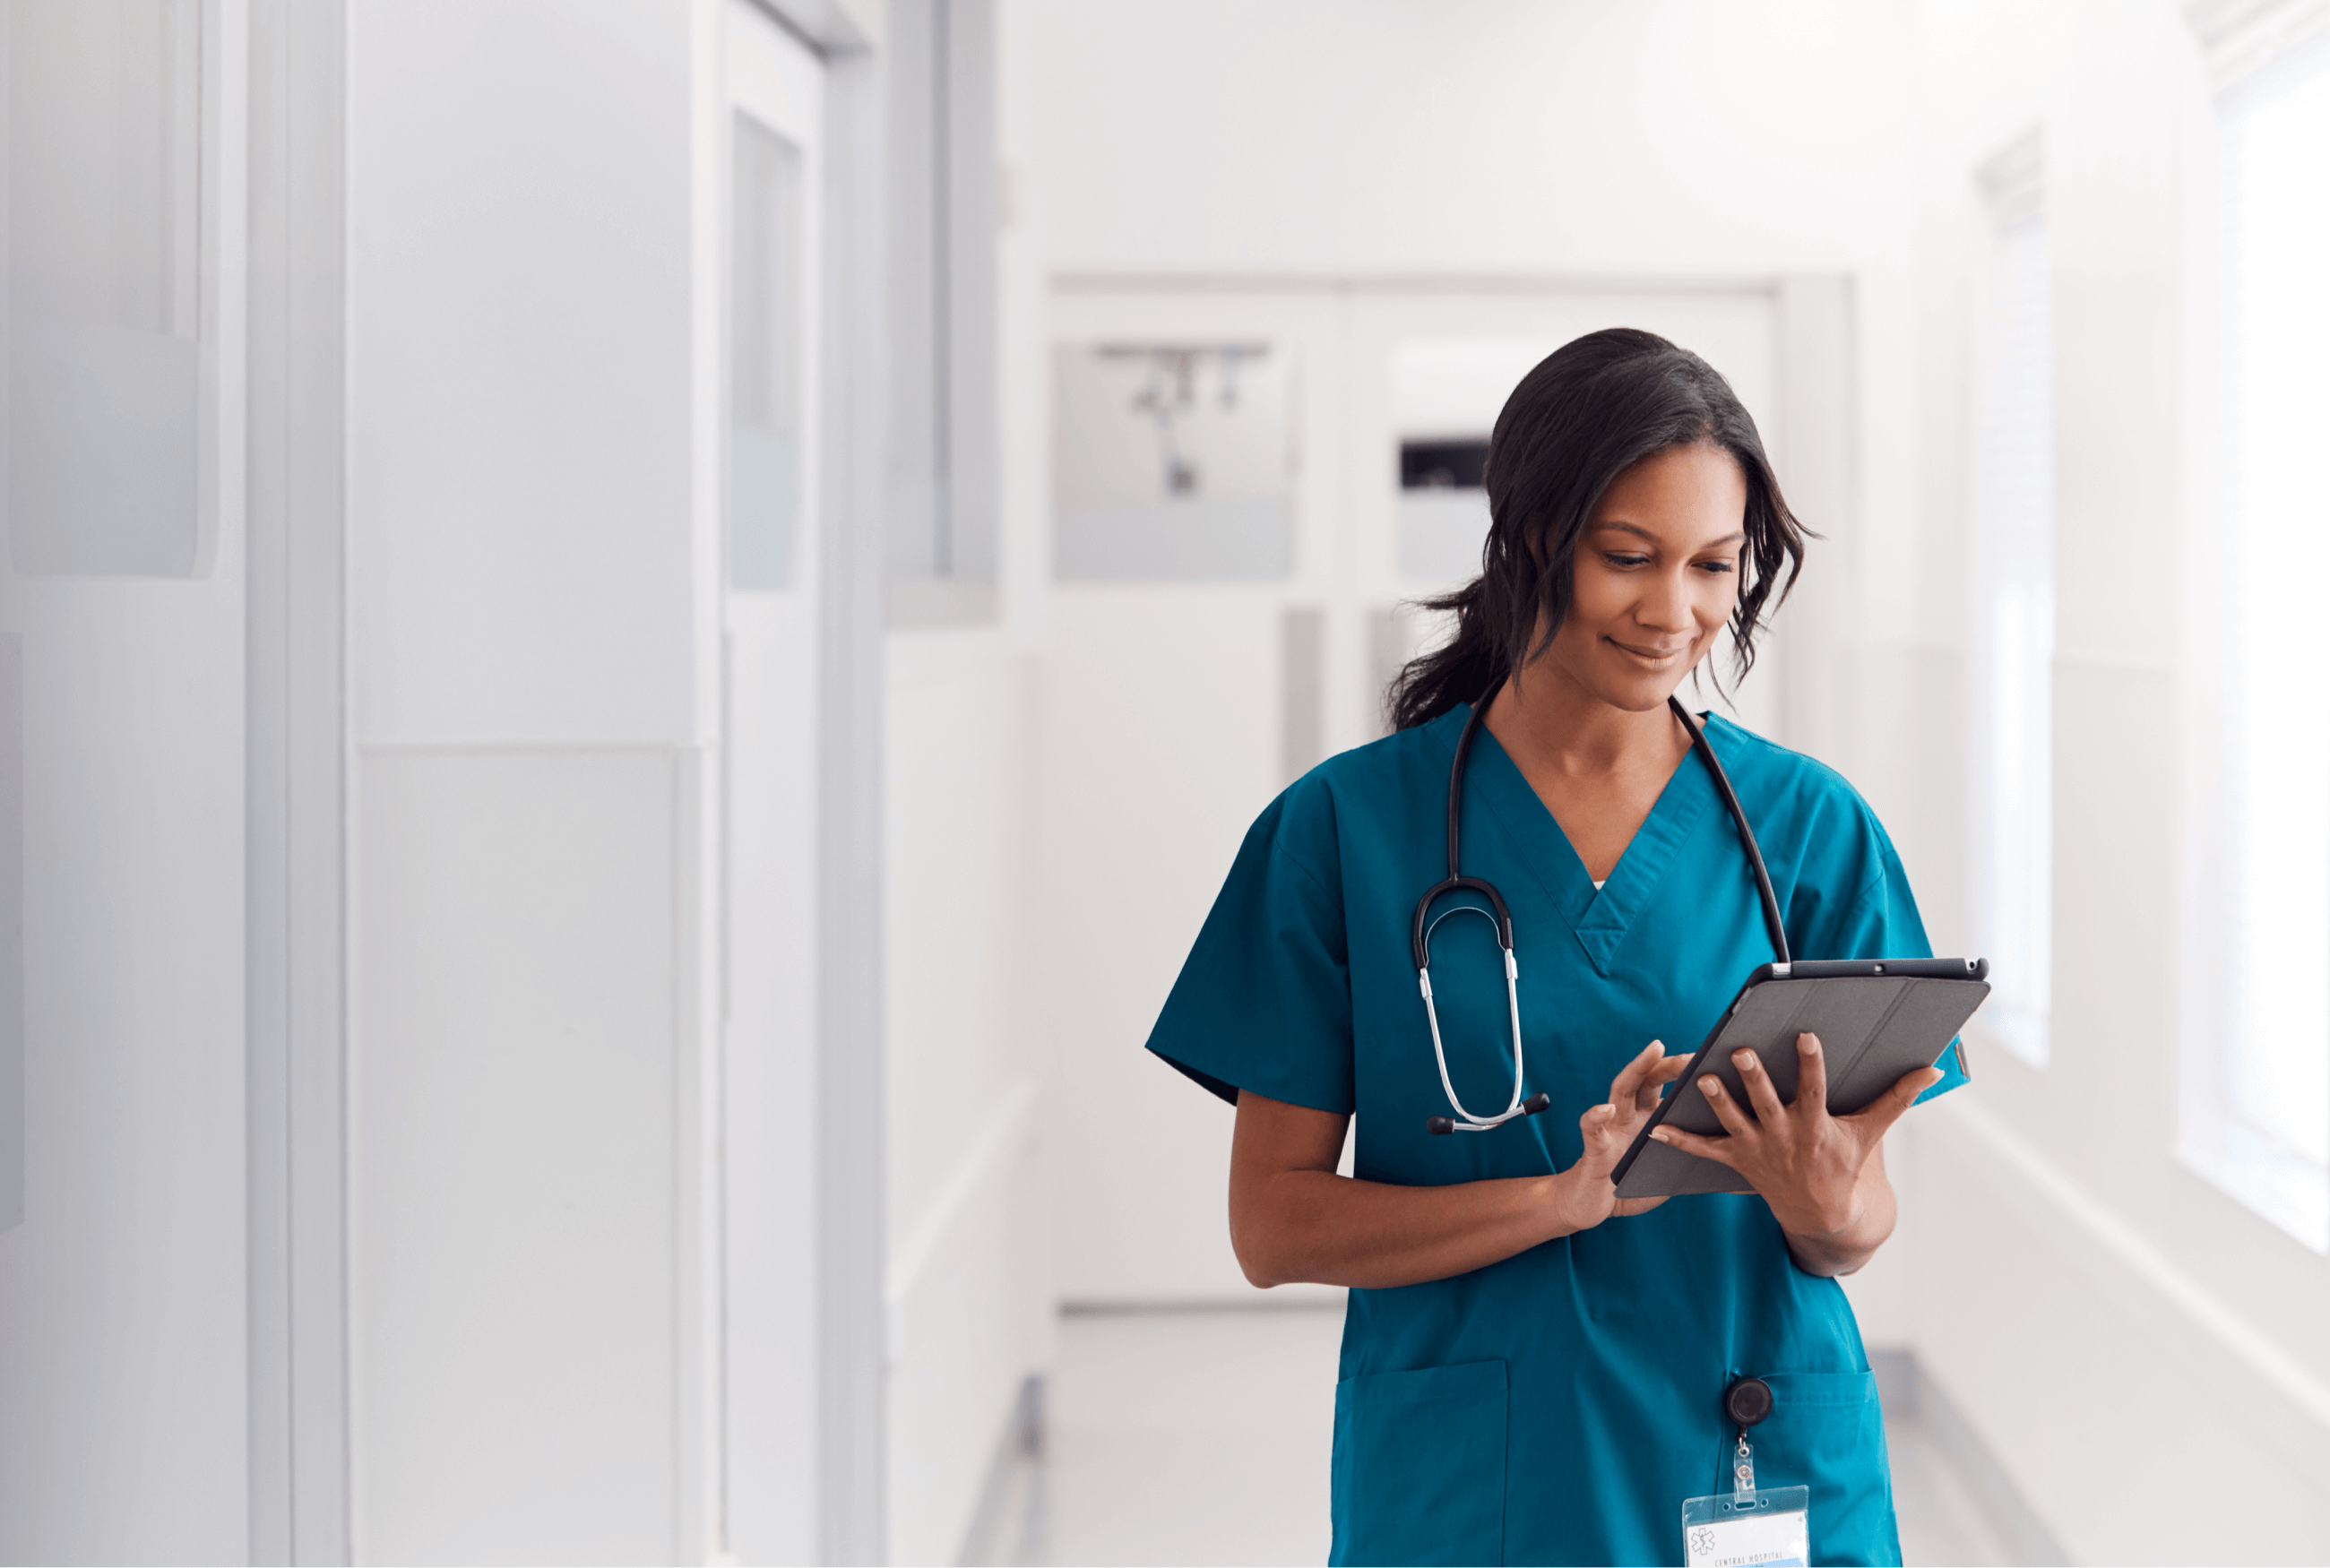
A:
1648;1031;1942;1273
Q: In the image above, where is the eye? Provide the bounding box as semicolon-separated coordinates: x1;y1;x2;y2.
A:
1695;558;1737;575
1603;552;1651;569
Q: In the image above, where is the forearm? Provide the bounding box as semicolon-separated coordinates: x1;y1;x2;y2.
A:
1776;1153;1896;1277
1231;1166;1602;1290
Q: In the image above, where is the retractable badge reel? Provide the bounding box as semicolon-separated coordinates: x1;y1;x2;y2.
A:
1680;1377;1810;1568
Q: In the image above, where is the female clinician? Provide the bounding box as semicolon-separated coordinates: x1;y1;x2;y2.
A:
1143;328;1967;1567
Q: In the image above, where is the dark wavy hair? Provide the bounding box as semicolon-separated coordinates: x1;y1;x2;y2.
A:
1387;328;1808;731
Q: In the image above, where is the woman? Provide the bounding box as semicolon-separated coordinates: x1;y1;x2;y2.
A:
1143;329;1964;1566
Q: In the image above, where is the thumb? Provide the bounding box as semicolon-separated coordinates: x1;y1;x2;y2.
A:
1577;1102;1625;1161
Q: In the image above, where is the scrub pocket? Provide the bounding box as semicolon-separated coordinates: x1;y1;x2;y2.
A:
1331;1358;1507;1567
1728;1370;1898;1568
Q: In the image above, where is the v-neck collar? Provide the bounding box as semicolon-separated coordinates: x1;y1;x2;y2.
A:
1444;703;1725;978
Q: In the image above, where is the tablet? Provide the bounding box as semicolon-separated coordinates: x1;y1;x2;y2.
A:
1609;959;1990;1200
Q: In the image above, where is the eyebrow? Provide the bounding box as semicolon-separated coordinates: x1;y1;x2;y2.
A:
1591;520;1748;547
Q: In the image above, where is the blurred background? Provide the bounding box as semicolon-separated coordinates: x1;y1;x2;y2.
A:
2;0;2327;1562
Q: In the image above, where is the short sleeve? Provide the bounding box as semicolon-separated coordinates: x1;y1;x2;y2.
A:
1143;796;1356;1115
1806;834;1971;1105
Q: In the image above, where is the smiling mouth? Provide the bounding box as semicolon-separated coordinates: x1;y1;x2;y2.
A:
1604;637;1692;664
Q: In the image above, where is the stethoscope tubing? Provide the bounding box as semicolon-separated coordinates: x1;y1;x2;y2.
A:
1412;676;1791;1135
1418;910;1532;1130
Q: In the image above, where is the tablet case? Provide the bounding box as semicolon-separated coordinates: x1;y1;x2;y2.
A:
1610;959;1989;1199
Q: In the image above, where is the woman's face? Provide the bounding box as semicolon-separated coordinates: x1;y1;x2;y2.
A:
1541;442;1748;713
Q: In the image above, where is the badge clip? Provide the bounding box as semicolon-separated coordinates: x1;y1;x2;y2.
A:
1680;1376;1811;1568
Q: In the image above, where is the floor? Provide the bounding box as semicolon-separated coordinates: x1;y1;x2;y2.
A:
975;1307;2022;1567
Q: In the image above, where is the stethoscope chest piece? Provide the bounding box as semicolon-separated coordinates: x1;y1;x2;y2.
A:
1426;1094;1549;1138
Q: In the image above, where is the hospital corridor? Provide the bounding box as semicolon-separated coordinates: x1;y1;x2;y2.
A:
2;0;2328;1564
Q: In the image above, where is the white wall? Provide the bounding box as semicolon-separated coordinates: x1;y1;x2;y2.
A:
1037;582;1297;1303
352;752;686;1562
0;3;254;1556
882;629;1051;1565
347;0;700;752
995;0;1929;636
0;582;255;1565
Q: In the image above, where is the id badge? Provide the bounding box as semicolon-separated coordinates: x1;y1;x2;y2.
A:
1681;1430;1809;1568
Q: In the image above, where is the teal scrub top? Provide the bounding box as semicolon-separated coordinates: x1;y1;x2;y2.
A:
1144;705;1968;1568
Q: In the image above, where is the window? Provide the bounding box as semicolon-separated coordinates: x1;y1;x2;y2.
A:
886;0;998;622
5;0;210;577
2190;37;2330;1251
1969;134;2054;1067
730;112;804;591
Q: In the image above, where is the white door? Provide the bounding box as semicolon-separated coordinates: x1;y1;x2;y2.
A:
1041;284;1785;1305
721;4;824;1562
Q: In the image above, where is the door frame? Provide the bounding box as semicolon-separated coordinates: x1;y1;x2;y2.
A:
246;1;351;1561
726;4;889;1563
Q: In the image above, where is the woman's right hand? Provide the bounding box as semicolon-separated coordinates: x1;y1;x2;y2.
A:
1229;1044;1690;1291
1555;1040;1691;1228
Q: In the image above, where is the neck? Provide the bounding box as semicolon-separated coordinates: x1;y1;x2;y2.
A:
1482;658;1690;779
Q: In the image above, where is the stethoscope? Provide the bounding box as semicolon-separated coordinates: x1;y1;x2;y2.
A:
1411;676;1794;1135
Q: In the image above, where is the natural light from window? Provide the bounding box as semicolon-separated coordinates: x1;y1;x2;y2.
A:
2197;44;2330;1251
1971;193;2054;1070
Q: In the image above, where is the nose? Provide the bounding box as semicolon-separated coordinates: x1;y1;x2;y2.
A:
1635;565;1696;634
